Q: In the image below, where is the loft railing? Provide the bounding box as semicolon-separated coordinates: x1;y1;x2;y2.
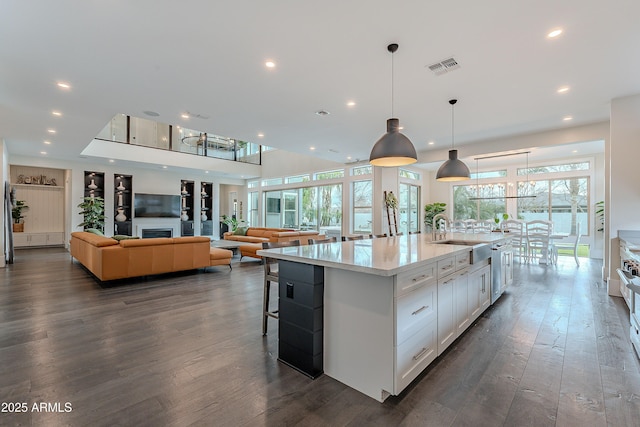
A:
95;114;262;165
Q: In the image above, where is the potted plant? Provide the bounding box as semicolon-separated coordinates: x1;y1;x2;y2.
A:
78;196;106;231
221;214;245;232
11;200;29;232
493;213;510;231
424;202;446;230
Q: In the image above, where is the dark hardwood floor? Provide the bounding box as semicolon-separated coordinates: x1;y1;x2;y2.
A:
1;248;639;426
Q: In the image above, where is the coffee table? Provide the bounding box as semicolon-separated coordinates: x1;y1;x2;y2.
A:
210;240;253;256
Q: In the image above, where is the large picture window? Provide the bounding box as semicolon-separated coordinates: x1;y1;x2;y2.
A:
353;180;372;234
453;184;506;220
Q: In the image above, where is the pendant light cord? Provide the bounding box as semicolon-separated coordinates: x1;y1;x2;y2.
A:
391;49;394;117
451;103;455;150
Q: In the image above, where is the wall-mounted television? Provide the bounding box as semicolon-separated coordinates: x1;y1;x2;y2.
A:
134;193;181;218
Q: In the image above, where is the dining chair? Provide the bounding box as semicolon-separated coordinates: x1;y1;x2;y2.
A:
308;236;337;245
369;233;387;238
342;235;365;241
450;220;468;232
551;222;582;266
261;240;300;335
525;220;552;264
501;219;526;261
473;220;493;233
408;230;421;234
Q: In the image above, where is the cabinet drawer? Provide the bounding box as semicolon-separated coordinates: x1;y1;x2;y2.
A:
437;257;455;278
396;282;437;345
455;251;470;270
395;263;436;296
395;322;437;393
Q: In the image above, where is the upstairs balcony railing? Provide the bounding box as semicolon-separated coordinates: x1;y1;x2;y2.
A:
95;114;262;165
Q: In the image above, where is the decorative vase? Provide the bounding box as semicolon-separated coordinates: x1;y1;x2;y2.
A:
181;210;189;221
115;208;127;222
117;194;123;207
181;186;188;195
201;189;207;196
117;181;126;191
201;212;208;221
88;179;98;190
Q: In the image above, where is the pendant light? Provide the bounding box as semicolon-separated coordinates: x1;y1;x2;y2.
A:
369;43;417;167
436;99;470;181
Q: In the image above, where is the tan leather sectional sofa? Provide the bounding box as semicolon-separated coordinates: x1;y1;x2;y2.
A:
70;231;230;281
223;227;323;260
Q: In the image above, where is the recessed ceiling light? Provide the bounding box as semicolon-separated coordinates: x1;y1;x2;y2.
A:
310;146;316;151
547;29;563;38
346;101;356;107
57;82;71;89
43;140;51;145
109;159;115;163
52;111;62;116
572;150;578;153
47;129;56;134
205;171;209;174
428;141;435;145
557;86;570;94
563;116;573;121
257;133;264;138
40;151;47;155
162;165;168;169
181;113;189;119
265;60;276;68
347;156;352;160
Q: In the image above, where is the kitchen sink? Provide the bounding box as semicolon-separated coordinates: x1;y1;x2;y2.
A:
431;240;491;263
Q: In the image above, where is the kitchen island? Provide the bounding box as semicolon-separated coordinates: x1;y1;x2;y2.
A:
257;232;509;402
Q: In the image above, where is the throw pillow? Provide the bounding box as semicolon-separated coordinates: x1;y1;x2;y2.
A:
233;227;248;236
85;228;104;236
112;235;141;241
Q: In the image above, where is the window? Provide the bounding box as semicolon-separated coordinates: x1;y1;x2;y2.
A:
518;161;589;176
283;190;298;228
399;183;420;233
517;177;589;235
247;180;259;189
351;165;372;176
399;169;421;180
470;170;507;179
285;174;310;184
352;180;373;234
453;184;506;220
314;169;344;180
262;177;282;187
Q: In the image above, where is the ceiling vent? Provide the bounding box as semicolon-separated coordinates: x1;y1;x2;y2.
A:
184;111;210;120
427;57;460;76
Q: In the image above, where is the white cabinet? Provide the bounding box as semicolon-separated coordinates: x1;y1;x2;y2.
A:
469;264;491;322
394;280;438;393
454;270;470;336
437;274;455;355
14;232;64;248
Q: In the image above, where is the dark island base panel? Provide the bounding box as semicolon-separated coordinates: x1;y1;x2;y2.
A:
278;260;324;378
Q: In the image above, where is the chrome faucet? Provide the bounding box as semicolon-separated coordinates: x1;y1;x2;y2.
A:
432;213;450;241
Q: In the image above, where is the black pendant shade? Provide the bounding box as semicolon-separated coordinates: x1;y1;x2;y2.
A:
436;99;470;181
369;118;418;167
369;43;418;167
436;149;470;181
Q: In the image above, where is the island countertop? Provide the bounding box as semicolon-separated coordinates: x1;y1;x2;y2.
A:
257;232;508;277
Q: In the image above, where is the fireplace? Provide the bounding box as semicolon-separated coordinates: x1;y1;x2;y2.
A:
141;228;173;238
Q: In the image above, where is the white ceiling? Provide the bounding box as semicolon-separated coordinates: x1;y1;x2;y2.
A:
1;1;638;170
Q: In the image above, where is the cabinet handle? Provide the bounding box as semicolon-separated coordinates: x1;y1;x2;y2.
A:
412;274;427;282
441;265;452;271
411;305;429;316
412;347;428;361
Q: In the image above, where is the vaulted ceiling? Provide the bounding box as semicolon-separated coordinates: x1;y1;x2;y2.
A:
1;1;638;168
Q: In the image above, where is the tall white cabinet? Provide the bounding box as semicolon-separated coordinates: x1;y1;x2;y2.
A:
10;165;66;248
